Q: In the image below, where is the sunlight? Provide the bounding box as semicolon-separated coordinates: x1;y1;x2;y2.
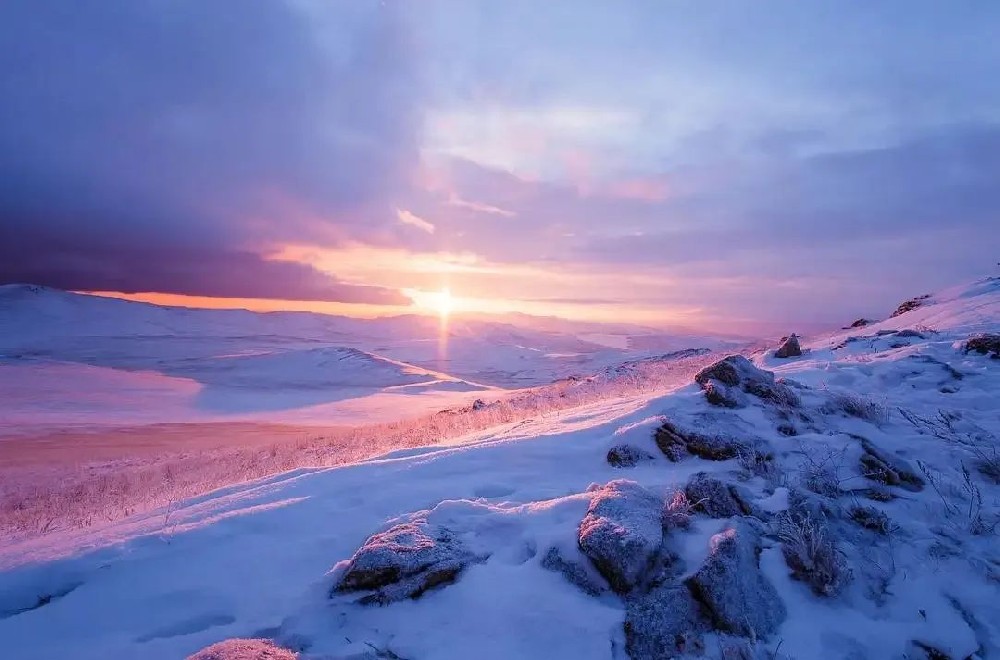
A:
436;287;453;319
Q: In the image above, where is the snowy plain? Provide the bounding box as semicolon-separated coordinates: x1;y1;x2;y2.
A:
0;279;998;659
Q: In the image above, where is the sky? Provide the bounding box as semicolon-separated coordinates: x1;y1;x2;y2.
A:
2;1;999;334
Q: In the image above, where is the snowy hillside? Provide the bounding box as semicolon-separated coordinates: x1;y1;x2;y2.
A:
0;279;998;660
0;285;741;430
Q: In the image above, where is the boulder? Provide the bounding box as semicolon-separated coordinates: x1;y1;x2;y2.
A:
334;520;484;603
606;443;655;468
774;334;802;358
694;356;799;408
624;584;707;659
685;520;786;637
684;473;747;519
187;639;296;660
578;480;664;594
964;333;1000;358
654;420;750;462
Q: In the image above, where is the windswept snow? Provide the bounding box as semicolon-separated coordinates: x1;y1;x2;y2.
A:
0;279;998;659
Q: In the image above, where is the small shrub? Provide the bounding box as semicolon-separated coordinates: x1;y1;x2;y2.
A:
865;485;895;502
663;490;695;530
775;510;851;596
901;409;1000;484
823;390;888;424
848;505;894;535
917;461;998;537
736;446;779;483
798;446;847;498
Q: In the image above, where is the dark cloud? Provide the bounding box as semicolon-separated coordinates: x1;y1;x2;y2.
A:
0;0;419;301
0;227;408;304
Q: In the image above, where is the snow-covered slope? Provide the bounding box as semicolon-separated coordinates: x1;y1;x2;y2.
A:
0;279;998;660
0;285;741;430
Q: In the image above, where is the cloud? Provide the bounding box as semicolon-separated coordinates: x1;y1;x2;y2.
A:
446;193;516;217
0;226;408;304
0;0;421;302
396;208;436;234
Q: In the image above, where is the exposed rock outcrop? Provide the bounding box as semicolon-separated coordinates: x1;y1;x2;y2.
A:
890;294;931;318
775;334;802;358
685;520;786;637
654;420;750;462
334;520;485;604
578;480;663;594
964;333;1000;358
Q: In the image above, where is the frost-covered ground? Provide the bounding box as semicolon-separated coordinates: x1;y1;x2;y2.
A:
0;279;998;660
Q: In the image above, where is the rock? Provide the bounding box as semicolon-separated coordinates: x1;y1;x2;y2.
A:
694;356;799;408
774;334;802;358
654;420;752;462
624;584;707;659
685;520;786;637
964;333;1000;358
540;547;607;596
606;443;655;468
703;379;749;408
334;520;485;604
895;328;925;338
470;398;488;411
684;473;747;519
890;294;931;318
858;438;924;491
578;480;664;594
848;318;873;328
187;639;297;660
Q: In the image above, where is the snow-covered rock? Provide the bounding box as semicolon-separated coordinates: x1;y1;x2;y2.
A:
577;480;664;594
540;546;608;597
774;334;802;358
964;332;1000;358
684;472;748;519
685;520;786;637
334;520;485;604
187;639;297;660
624;584;707;659
606;443;655;468
654;418;756;461
694;355;799;408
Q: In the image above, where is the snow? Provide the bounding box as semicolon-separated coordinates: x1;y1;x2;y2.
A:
0;278;998;659
0;286;735;433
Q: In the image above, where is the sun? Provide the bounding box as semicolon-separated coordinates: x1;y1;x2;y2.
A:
436;287;453;318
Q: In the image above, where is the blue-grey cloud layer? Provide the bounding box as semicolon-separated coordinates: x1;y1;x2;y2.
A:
0;0;415;303
2;0;999;322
